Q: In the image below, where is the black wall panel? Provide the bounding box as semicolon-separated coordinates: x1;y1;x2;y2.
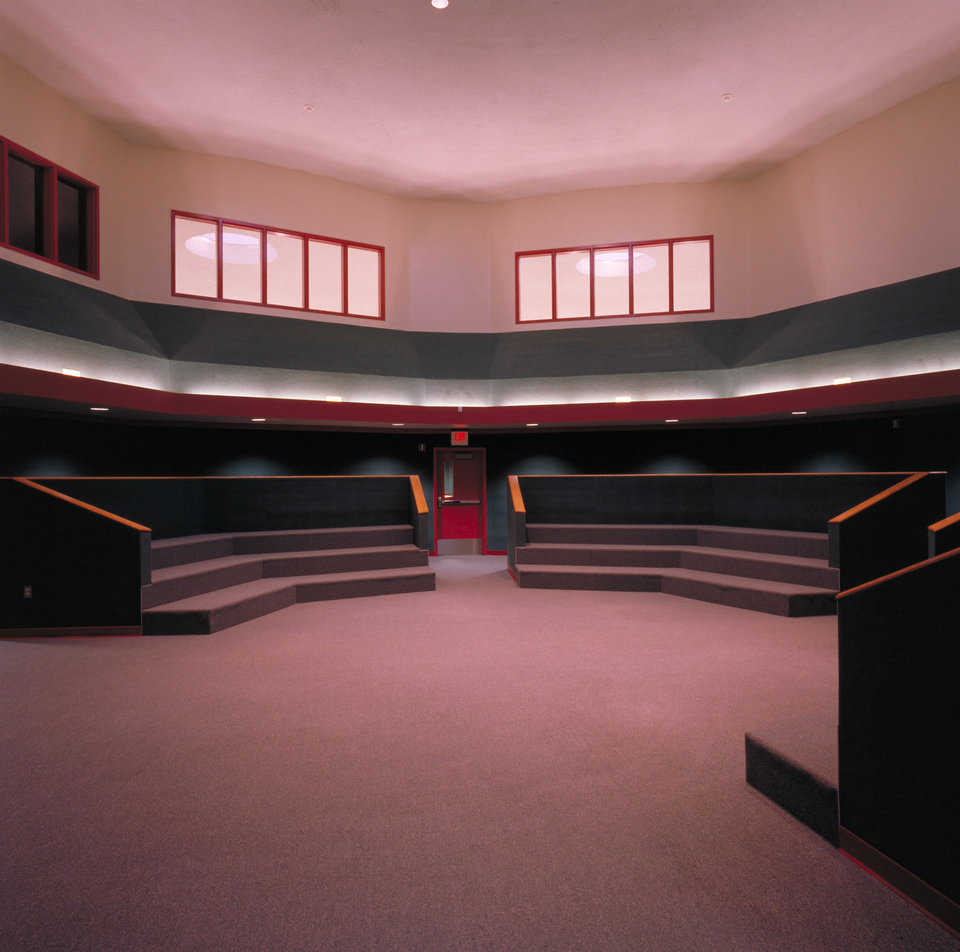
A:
3;407;960;550
0;479;145;630
838;555;960;908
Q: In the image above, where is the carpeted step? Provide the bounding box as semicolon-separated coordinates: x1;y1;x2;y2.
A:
525;524;700;545
150;535;235;570
152;525;415;569
745;733;839;845
142;566;436;635
524;523;829;559
678;547;837;588
142;558;264;609
696;526;829;560
513;564;836;616
516;543;683;568
142;545;428;609
516;543;838;588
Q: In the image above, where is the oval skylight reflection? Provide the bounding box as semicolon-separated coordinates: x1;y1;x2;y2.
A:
576;249;656;277
185;231;279;264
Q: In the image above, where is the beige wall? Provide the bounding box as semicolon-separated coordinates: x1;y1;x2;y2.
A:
0;54;127;294
491;182;753;328
127;145;414;327
749;74;960;317
2;49;959;334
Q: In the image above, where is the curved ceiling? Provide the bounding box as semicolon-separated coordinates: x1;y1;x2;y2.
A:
1;0;960;200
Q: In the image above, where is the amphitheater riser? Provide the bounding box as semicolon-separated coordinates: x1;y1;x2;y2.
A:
525;524;829;560
143;571;436;636
144;587;298;636
142;547;429;609
151;525;415;570
514;568;835;616
516;545;838;588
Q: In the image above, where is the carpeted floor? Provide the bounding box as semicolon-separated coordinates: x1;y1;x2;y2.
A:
1;556;956;951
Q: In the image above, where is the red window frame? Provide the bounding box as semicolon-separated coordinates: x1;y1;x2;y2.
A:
515;235;714;324
171;210;386;321
0;135;100;279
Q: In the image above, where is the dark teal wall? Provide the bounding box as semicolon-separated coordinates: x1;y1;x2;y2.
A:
3;257;960;377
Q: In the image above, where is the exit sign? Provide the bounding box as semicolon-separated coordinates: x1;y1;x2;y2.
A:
451;430;469;446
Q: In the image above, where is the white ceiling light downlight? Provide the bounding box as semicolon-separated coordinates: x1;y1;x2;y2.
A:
185;231;279;265
576;249;656;277
430;0;449;8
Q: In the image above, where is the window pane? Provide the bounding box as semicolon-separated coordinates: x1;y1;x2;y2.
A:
222;224;262;303
593;246;629;316
632;243;669;314
673;239;712;312
174;215;218;297
518;254;552;322
265;231;303;308
57;177;88;271
8;155;44;255
307;240;343;312
346;246;380;317
555;250;590;319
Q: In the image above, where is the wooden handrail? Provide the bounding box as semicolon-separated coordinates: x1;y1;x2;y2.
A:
513;471;923;479
13;477;151;531
828;472;930;524
928;510;960;532
508;475;525;514
836;545;960;599
29;474;418;480
409;475;428;515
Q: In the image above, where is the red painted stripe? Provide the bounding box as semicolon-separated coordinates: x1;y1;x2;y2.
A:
4;363;960;427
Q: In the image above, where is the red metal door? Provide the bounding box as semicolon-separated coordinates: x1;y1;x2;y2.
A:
434;448;485;554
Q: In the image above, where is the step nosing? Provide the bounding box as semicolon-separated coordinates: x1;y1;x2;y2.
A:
516;564;835;594
520;543;831;565
149;544;423;578
144;567;435;611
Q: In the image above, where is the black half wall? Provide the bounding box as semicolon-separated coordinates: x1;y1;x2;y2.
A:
3;257;960;378
3;408;960;549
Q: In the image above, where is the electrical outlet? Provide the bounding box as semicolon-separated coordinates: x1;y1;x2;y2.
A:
23;585;32;599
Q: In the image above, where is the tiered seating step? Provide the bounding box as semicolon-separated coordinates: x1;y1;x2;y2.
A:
143;545;429;608
524;523;829;558
151;524;416;569
513;524;837;616
517;544;837;588
143;526;434;635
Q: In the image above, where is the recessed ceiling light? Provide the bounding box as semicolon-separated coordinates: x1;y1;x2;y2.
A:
833;376;852;385
614;395;632;403
251;417;266;422
62;368;82;377
665;418;679;423
720;93;735;104
792;410;807;416
391;422;405;427
303;104;315;112
526;422;539;427
325;395;343;402
431;0;449;8
90;407;109;412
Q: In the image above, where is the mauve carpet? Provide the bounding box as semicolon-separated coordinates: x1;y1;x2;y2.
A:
1;556;956;951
